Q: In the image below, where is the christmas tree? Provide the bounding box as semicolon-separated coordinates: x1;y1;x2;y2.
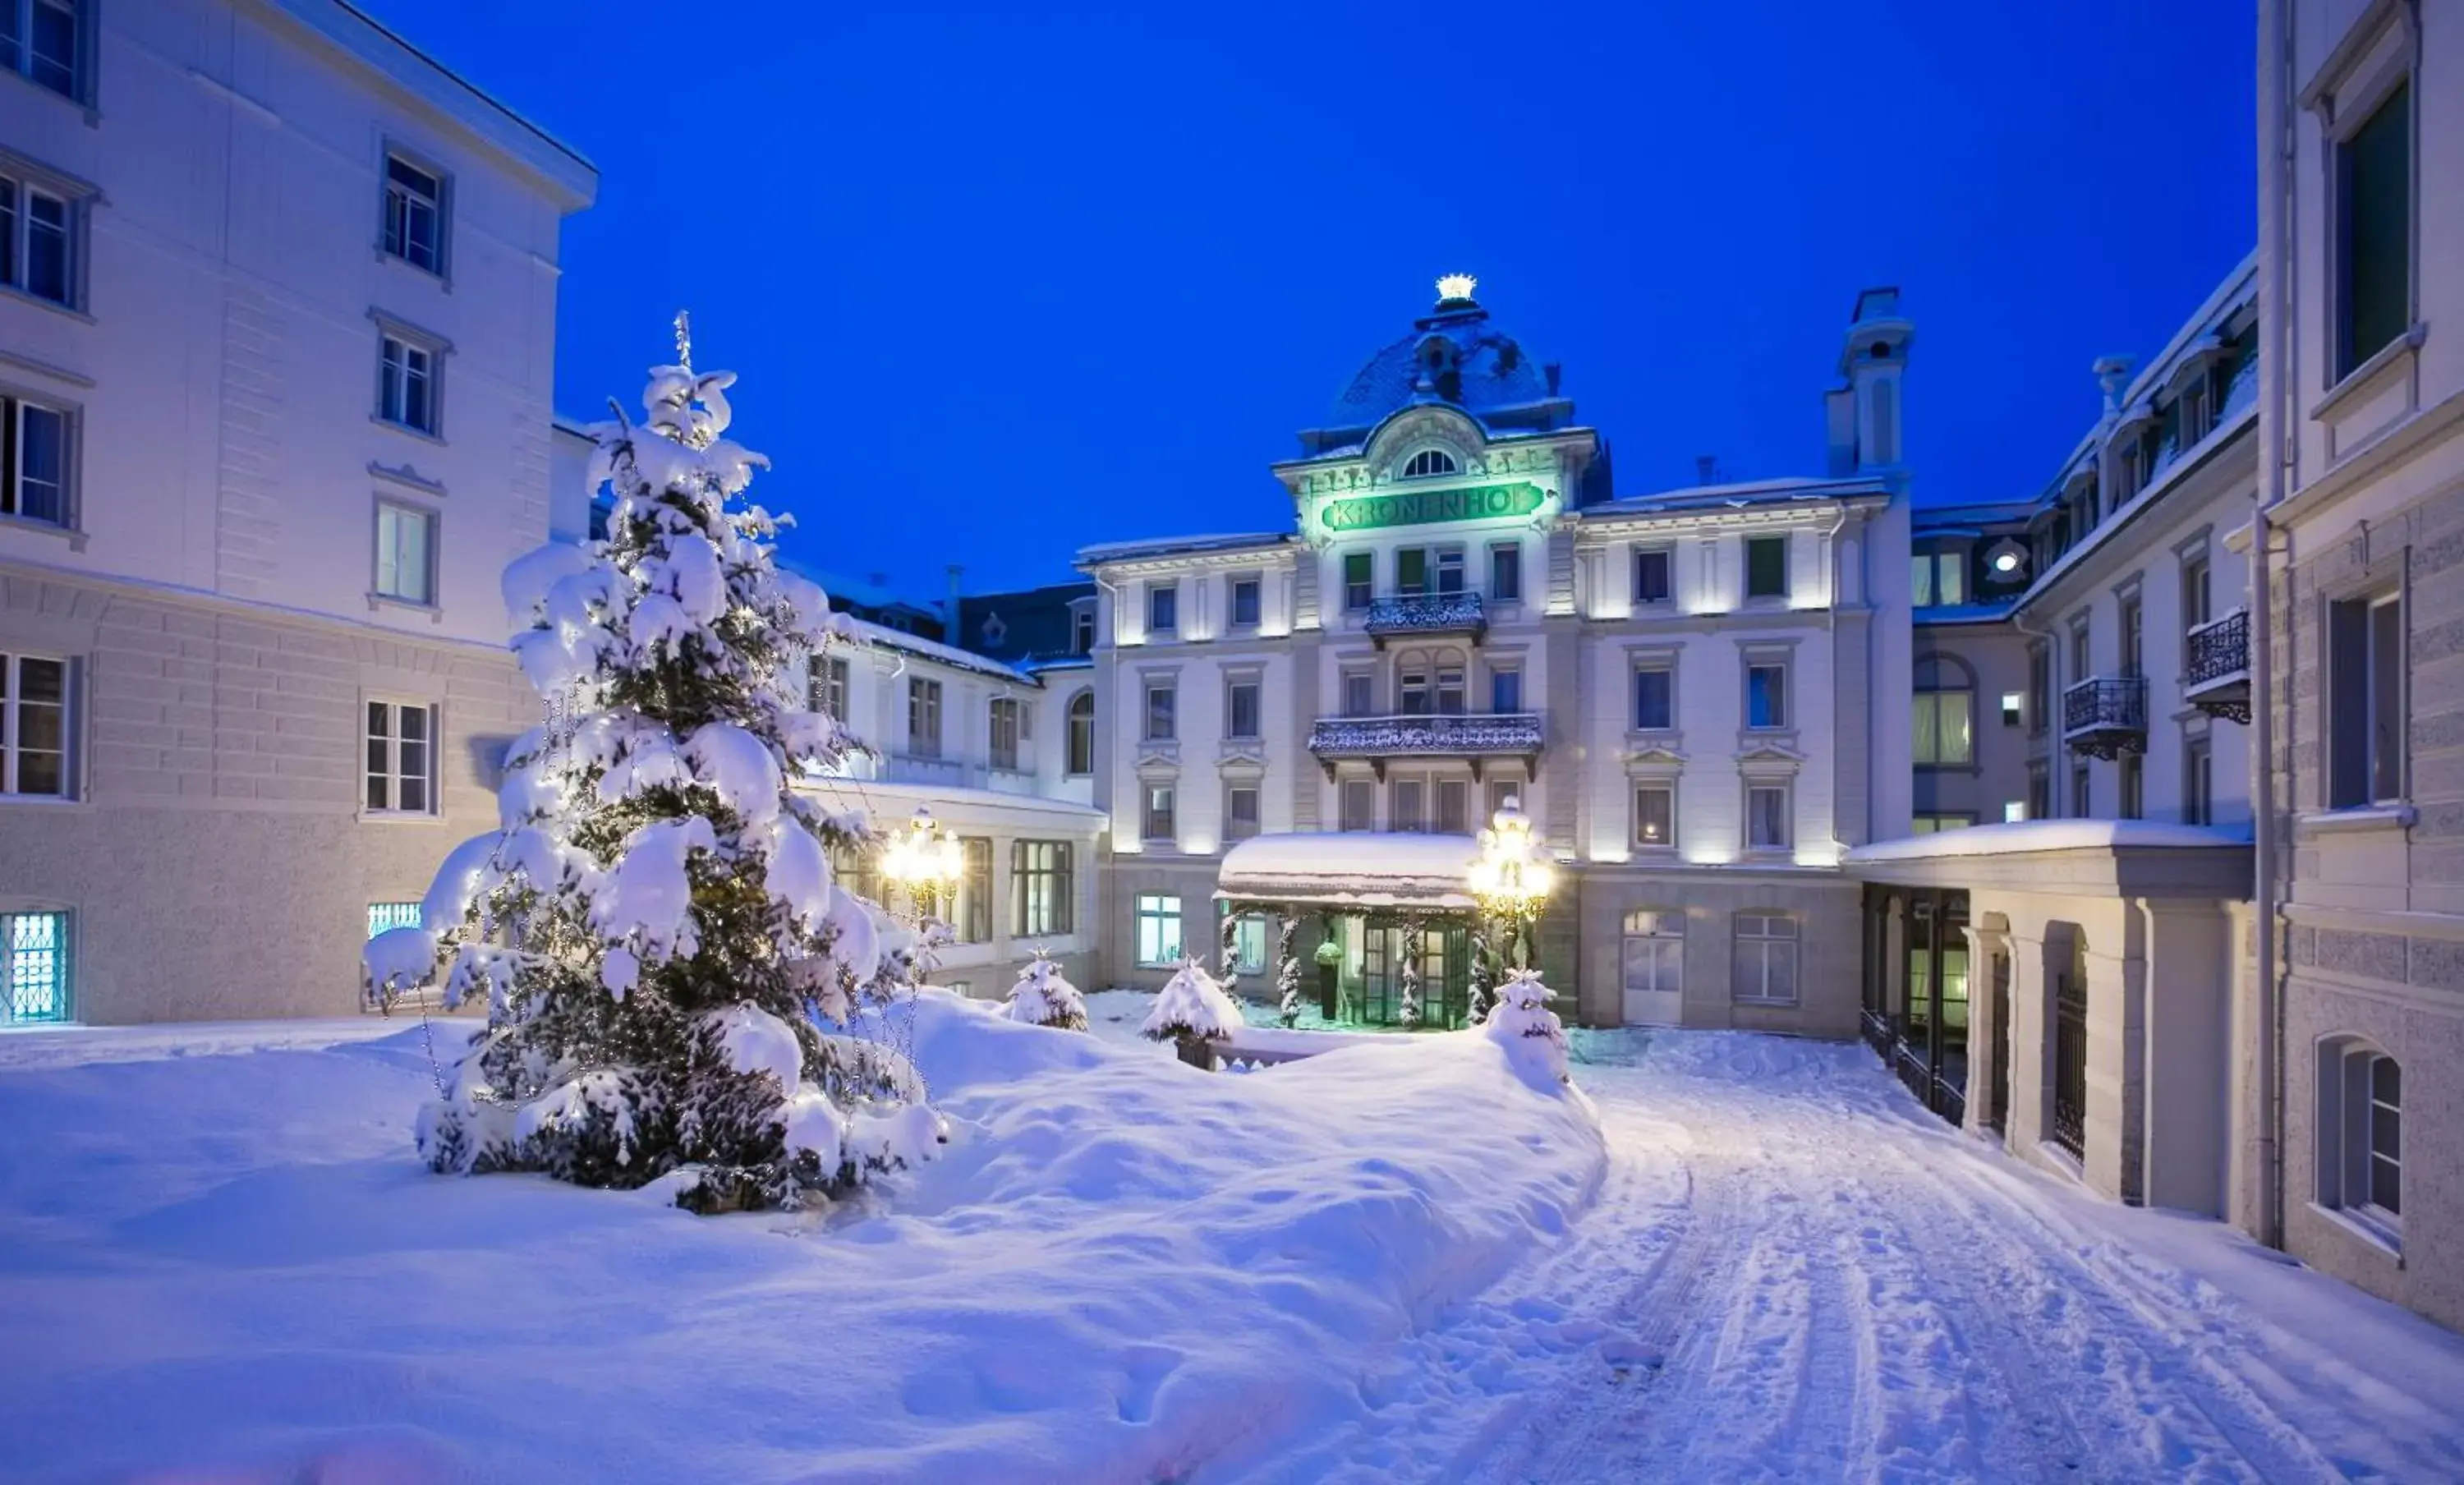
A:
1001;949;1087;1032
364;325;942;1214
1484;967;1571;1087
1140;957;1243;1069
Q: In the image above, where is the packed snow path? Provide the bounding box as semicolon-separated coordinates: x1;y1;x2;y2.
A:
1262;1031;2464;1485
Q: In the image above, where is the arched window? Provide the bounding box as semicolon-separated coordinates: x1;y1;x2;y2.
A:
2318;1037;2401;1239
1065;691;1095;776
1913;652;1975;767
1401;448;1458;480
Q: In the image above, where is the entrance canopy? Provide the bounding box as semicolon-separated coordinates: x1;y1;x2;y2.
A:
1216;832;1481;912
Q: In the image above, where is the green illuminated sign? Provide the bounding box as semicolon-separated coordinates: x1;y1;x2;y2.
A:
1320;480;1547;533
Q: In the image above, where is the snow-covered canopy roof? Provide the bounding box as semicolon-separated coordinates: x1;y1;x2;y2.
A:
1846;820;2254;899
1217;832;1482;911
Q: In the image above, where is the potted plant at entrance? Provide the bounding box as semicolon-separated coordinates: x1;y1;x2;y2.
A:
1142;957;1243;1069
1313;936;1345;1022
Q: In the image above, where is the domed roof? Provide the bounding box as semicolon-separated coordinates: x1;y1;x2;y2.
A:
1324;278;1558;434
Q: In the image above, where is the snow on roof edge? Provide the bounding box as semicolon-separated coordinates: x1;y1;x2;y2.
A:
1846;820;2252;865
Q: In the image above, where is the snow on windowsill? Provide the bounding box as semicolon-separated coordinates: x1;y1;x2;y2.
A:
2306;1202;2404;1267
1845;819;2253;865
2296;806;2416;835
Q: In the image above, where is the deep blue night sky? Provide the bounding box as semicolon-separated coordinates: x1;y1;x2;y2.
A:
358;1;2256;597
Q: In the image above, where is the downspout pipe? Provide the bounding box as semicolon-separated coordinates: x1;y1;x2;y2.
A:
2252;0;2292;1250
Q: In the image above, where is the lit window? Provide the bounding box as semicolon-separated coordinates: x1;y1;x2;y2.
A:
365;701;436;815
382;154;446;274
375;501;435;606
1746;784;1791;851
1136;894;1183;966
1231;913;1267;975
2;909;71;1023
1912;655;1974;766
1010;841;1072;936
954;839;993;943
1911;549;1965;608
1634;785;1674;848
0;652;68;797
378;333;439;434
1400;448;1458;479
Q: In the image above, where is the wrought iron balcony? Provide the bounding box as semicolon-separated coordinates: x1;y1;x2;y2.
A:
2061;674;2148;760
1308;710;1542;779
2183;608;2250;724
1363;591;1486;646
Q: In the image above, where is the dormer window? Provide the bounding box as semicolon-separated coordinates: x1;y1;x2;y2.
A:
1912;545;1967;608
1400;448;1458;480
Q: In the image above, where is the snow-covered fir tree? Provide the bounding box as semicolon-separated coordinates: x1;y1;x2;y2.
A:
1001;950;1087;1032
1483;967;1570;1087
364;333;942;1214
1141;957;1243;1068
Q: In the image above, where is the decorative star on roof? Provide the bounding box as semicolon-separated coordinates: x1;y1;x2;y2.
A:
1437;273;1478;302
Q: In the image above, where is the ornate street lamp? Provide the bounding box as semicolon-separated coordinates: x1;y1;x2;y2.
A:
1469;795;1555;983
881;805;963;926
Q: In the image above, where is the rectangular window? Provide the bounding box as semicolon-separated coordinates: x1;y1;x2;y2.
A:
1230;577;1261;628
1400;669;1431;715
1745;661;1788;729
900;677;944;757
5;0;81;99
2184;735;2212;826
378;333;438;434
1911;550;1964;609
1632;666;1672;730
1225;678;1260;739
2027;645;2050;738
1232;913;1266;976
1436;549;1465;595
374;501;435;606
1391;778;1426;832
1340;779;1375;832
2000;691;2025;728
1745;536;1789;600
1490;665;1522;714
1343;552;1372;610
2;909;71;1024
1147;582;1177;636
1633;547;1672;605
2071;763;2091;818
1225;783;1261;841
954;837;993;943
1634;784;1674;848
1066;693;1094;775
1136;894;1183;967
1732;912;1800;1005
1342;671;1374;717
1010;840;1073;936
365;700;435;814
989;697;1021;771
1436;666;1466;715
367;902;423;939
2119;752;2144;820
2069;622;2090;683
2328;594;2405;807
1143;682;1175;742
1911;815;1974;834
0;651;68;797
2181;554;2211;632
2337;80;2411;380
1;393;68;526
1746;784;1790;850
1143;783;1175;843
1396;547;1429;595
1073;608;1096;655
1912;691;1974;766
383;154;445;274
1490;542;1522;602
0;172;74;306
2119;595;2144;678
810;655;848;720
1437;778;1469;834
2028;762;2051;822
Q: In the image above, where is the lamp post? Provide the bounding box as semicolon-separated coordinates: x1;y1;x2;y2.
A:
1469;795;1555;988
881;805;963;928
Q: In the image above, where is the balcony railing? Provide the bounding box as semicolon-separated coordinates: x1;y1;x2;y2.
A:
2061;674;2148;760
1363;591;1486;646
1308;710;1542;779
2183;608;2251;724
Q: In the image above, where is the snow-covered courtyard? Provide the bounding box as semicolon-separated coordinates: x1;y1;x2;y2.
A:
2;1000;2458;1484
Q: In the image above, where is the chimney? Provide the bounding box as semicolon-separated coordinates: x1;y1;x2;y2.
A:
1695;455;1720;486
943;564;963;640
2092;354;2136;413
1543;362;1562;397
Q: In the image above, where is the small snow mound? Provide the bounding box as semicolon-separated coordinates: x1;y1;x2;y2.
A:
1481;968;1570;1088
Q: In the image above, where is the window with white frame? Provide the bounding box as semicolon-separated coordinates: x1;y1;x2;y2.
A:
1136;893;1183;966
1731;911;1800;1005
374;500;435;606
365;700;437;814
1342;670;1374;717
1400;448;1457;480
811;655;849;720
1225;676;1260;739
1911;546;1965;608
1391;777;1427;833
2318;1038;2401;1240
1073;606;1096;655
1230;575;1262;628
0;168;76;307
1342;552;1372;610
2119;752;2144;820
1147;582;1177;636
2328;591;2405;807
2;908;70;1023
1745;659;1788;729
382;154;447;274
1144;680;1175;742
1436;778;1469;834
2;0;83;100
1745;536;1790;600
989;697;1021;771
907;677;942;758
954;837;992;943
1622;908;1683;1003
1632;664;1672;730
1490;664;1522;714
1911;654;1974;766
1745;782;1790;851
1;391;67;528
1340;778;1374;831
2335;79;2411;381
1490;541;1522;603
1010;840;1072;936
1;651;68;797
1225;782;1261;841
1634;784;1675;848
378;332;439;434
1065;691;1095;775
1142;783;1175;842
1632;546;1672;605
1435;549;1465;595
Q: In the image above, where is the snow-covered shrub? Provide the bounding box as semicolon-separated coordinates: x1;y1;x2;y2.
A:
1483;968;1570;1087
1141;958;1243;1068
363;340;942;1214
1002;951;1087;1032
